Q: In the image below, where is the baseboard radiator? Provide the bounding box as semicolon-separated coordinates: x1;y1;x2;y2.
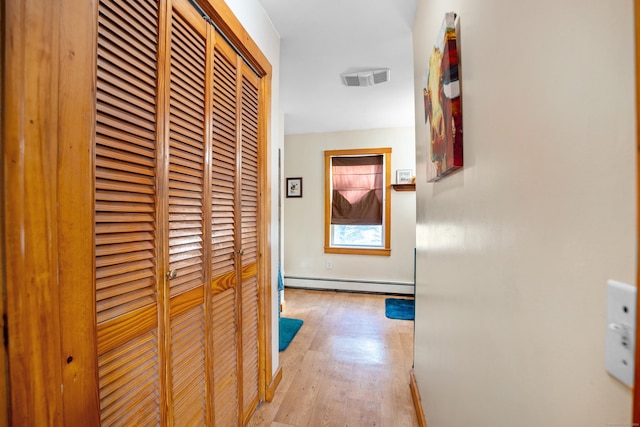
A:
283;276;414;295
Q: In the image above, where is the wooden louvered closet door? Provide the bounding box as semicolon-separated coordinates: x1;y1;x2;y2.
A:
239;66;261;423
95;0;162;424
210;35;263;425
210;36;241;426
166;1;210;425
94;0;264;424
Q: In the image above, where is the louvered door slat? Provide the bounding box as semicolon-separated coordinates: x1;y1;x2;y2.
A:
98;79;156;115
171;91;205;122
172;40;205;80
98;61;156;102
210;40;244;426
97;213;155;224
213;172;236;185
242;276;259;417
96;178;155;196
96;225;155;237
169;189;202;203
97;0;157;74
96;190;154;205
172;12;203;49
96;240;154;255
98;330;160;426
212;256;234;270
170;66;206;102
215;61;238;100
169;163;204;180
212;115;236;144
171;304;206;426
169;233;202;246
241;75;259;266
97;89;156;124
170;271;203;291
97;41;155;87
169;109;205;141
214;104;237;132
240;70;260;420
96;167;155;187
169;225;202;237
165;7;209;426
212;159;236;175
97;271;154;294
97;287;155;316
169;139;203;159
172;17;205;62
96;249;154;268
96;120;155;150
214;79;237;106
95;201;155;213
169;171;202;187
168;8;206;298
96;0;160;424
99;7;156;55
169;105;205;136
97;278;154;302
213;120;237;143
98;75;154;109
212;46;238;278
211;287;239;427
98;33;156;83
212;181;235;193
95;0;158;326
96;130;155;156
94;150;151;173
101;0;158;39
168;178;202;193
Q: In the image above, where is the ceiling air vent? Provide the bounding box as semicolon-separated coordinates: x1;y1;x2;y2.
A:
341;68;390;87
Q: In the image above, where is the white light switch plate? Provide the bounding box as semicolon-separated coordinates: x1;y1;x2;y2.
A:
606;280;636;387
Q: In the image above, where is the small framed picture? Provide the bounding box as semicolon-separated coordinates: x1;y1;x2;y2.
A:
286;177;303;198
396;169;413;184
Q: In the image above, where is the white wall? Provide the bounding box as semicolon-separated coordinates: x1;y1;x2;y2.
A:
413;1;636;426
284;127;416;293
224;0;283;374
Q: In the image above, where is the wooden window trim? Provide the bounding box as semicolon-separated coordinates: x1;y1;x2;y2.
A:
324;148;392;256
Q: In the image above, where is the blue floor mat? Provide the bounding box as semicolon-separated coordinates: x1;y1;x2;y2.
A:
279;317;303;351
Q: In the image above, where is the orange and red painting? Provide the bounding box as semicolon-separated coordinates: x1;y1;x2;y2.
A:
424;12;462;182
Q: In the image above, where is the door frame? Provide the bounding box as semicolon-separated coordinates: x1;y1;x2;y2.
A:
0;0;7;424
634;0;640;423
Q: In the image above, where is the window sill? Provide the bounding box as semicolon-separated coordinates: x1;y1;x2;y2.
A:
324;247;391;256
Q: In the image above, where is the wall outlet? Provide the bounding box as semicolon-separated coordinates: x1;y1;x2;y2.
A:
606;279;636;387
326;260;332;270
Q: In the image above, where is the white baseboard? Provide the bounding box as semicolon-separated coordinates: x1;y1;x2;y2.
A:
284;276;414;295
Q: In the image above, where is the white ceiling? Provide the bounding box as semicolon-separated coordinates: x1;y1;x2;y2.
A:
258;0;418;135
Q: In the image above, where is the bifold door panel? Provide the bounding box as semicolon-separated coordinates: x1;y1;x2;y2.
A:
94;0;264;424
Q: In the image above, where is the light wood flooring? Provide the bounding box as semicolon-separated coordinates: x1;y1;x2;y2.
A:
247;288;418;427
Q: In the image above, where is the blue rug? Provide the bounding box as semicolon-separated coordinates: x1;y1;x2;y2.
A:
385;298;414;320
279;317;303;351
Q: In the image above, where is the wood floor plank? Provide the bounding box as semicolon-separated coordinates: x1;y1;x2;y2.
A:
248;289;418;427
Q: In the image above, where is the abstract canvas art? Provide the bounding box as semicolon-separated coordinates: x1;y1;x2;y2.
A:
424;12;463;182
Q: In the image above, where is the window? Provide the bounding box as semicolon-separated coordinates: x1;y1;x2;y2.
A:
324;148;391;256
